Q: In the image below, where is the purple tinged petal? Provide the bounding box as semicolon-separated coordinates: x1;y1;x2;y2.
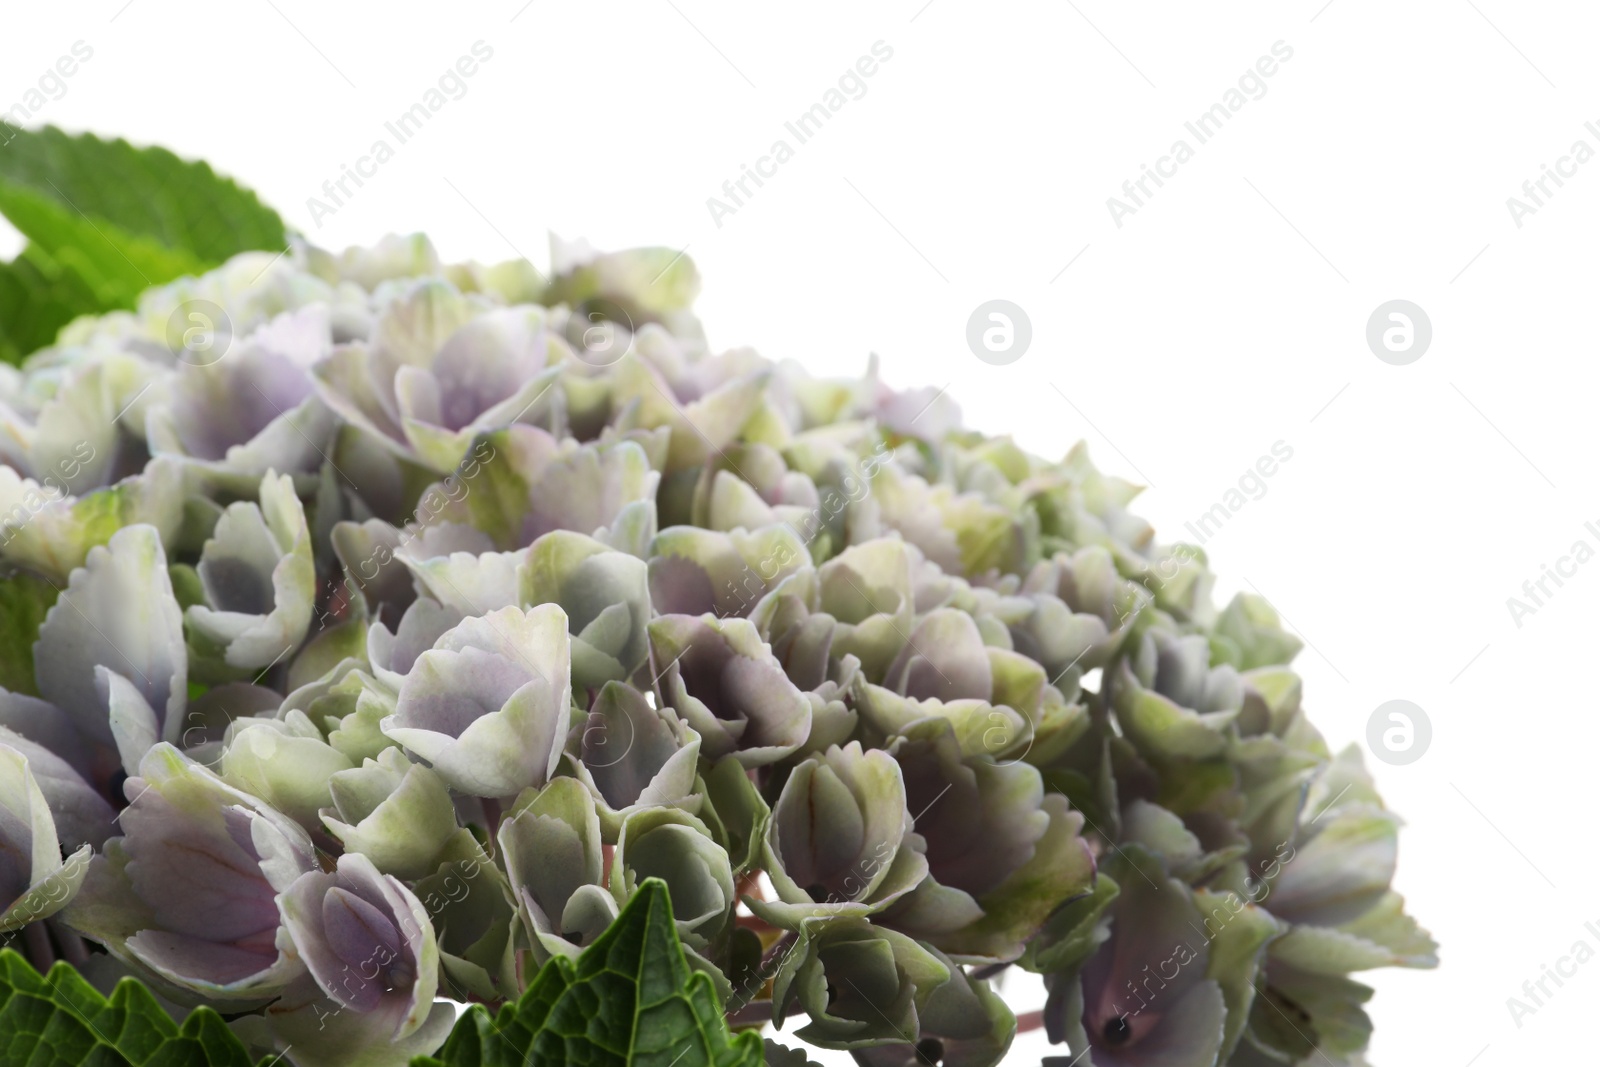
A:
392;647;533;739
63;745;316;1002
312;344;407;449
650;614;810;767
581;684;679;810
392;365;442;426
647;554;718;618
124;931;282;988
523;440;658;543
382;605;572;796
384;598;465;676
279;852;437;1033
0;726;115;851
886;609;992;702
123;789;282;945
776;764;865;891
761;743;917;921
279;871;362;1010
0;694;95;781
323;886;403;972
429;308;551;430
34;525;186;748
890;719;1047;900
165;307;328;461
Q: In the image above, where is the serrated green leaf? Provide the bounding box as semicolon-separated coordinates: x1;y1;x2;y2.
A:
414;878;763;1067
0;127;286;264
146;1011;258;1067
0;126;288;363
0;949;266;1066
0;247;100;365
0;183;207;305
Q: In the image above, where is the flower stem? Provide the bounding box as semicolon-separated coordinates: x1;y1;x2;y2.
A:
1015;1009;1045;1033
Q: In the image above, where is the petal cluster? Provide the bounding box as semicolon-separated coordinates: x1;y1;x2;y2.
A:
0;234;1433;1067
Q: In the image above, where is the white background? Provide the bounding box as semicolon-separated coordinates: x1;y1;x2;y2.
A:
4;2;1597;1063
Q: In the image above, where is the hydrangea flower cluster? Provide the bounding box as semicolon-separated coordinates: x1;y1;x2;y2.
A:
0;233;1433;1067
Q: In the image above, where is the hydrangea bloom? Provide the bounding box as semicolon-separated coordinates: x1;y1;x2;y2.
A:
0;234;1434;1066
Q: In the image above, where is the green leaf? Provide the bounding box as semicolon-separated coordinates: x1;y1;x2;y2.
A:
0;183;208;305
0;949;265;1066
0;127;287;264
0;570;59;695
0;126;289;363
0;247;100;366
415;878;763;1067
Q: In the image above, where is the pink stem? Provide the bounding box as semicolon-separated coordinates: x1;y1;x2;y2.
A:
1015;1009;1045;1033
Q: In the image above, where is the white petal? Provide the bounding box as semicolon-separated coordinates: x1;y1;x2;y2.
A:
35;524;186;746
